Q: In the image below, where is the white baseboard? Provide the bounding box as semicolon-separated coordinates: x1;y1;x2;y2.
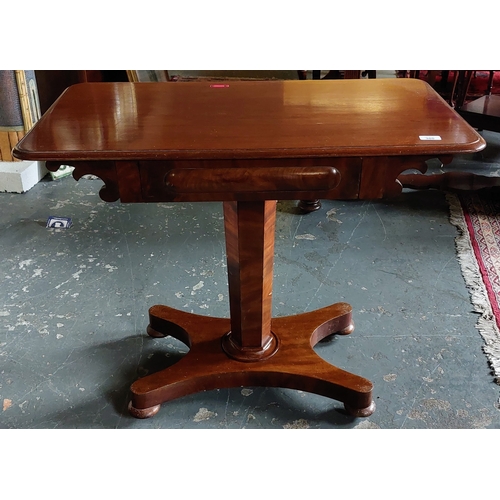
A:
0;161;48;193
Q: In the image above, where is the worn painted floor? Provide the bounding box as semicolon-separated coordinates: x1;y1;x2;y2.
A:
2;130;500;429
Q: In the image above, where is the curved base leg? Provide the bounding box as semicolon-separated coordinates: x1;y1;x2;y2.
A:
128;302;374;419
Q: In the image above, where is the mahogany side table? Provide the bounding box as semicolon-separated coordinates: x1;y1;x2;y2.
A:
13;79;485;418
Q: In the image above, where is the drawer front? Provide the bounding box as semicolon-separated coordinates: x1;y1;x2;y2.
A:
136;158;362;202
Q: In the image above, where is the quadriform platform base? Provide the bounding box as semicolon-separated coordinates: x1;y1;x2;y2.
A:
128;201;374;418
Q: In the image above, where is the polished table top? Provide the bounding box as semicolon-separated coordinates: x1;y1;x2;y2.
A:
14;79;485;162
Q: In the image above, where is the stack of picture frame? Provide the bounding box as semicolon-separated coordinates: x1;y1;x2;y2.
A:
126;70;170;82
0;70;41;162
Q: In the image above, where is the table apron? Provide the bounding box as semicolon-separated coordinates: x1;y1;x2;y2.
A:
46;155;442;203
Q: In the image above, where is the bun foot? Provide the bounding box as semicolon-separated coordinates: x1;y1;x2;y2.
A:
338;322;354;335
128;401;161;419
147;325;167;338
344;401;376;417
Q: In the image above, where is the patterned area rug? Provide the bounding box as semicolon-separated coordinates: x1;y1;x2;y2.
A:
448;191;500;383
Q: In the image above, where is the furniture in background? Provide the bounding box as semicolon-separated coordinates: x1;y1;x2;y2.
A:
325;71;375;79
402;70;499;108
459;94;500;133
13;79;484;418
402;71;500;193
298;71;376;80
453;71;500;133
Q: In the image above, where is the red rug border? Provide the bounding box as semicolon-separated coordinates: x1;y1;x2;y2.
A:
461;199;500;328
448;192;500;390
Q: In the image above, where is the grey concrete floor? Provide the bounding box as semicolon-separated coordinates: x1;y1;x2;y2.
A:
2;131;500;429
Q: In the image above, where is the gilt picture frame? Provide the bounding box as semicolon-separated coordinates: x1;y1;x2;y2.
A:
126;70;170;82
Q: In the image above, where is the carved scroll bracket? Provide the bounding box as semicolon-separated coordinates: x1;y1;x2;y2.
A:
438;155;454;166
360;156;429;199
395;155;500;192
46;161;120;202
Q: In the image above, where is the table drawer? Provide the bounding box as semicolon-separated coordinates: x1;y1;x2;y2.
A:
136;158;362;202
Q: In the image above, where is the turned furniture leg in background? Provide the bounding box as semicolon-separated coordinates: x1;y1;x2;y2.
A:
298;199;322;213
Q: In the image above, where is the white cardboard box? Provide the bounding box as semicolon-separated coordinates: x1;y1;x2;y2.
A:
0;160;48;193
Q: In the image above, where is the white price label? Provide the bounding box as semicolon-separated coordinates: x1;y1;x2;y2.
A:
419;135;442;141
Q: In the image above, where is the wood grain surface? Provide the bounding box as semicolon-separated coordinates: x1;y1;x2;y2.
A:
13;79;485;161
